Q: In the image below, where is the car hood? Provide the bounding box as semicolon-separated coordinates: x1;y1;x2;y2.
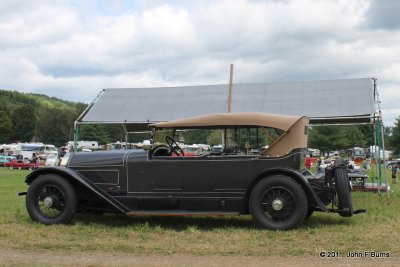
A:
68;149;147;167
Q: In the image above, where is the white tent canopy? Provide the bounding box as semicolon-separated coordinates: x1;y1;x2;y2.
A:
78;78;377;130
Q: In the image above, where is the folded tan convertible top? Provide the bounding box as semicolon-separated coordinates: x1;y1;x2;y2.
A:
150;112;305;131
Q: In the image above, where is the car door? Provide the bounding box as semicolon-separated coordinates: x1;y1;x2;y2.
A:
179;156;248;193
127;155;183;193
148;159;183;191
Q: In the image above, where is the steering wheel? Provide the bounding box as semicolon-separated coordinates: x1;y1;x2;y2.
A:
165;136;184;156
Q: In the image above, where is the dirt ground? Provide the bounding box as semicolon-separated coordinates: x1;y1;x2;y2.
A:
0;249;398;267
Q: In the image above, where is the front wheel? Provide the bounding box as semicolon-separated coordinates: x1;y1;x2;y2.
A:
26;174;77;224
249;175;308;230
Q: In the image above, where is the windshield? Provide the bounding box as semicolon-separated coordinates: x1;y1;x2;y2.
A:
211;146;223;152
47;146;57;151
153;127;283;155
21;145;42;151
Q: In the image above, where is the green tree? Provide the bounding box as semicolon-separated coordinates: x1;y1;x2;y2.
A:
383;126;393;150
359;125;374;146
12;105;36;142
309;126;337;155
340;126;367;148
308;125;367;155
183;129;211;144
37;109;75;147
207;130;224;146
0;103;13;143
104;124;126;142
390;116;400;157
79;124;111;145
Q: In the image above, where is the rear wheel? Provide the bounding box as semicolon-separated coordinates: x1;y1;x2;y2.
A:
305;207;314;220
26;174;77;224
249;175;308;230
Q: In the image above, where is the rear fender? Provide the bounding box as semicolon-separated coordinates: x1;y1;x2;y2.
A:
245;168;330;213
25;167;129;213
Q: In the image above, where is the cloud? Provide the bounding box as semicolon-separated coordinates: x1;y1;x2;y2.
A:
0;0;399;126
363;0;400;30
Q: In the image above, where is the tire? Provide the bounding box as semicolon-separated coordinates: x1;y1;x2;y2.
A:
26;174;77;224
305;207;314;220
249;175;308;230
334;166;353;217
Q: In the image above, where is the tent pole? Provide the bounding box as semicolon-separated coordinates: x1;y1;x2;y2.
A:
379;110;390;202
372;115;378;186
374;78;390;203
228;64;234;113
122;124;128;150
74;122;79;153
376;117;382;190
73;89;105;153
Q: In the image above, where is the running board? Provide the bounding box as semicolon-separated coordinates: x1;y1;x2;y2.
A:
126;210;240;216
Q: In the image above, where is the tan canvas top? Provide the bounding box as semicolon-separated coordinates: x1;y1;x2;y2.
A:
150;112;304;131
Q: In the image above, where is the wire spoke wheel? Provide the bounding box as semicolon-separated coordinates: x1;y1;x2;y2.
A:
37;185;65;218
261;187;296;221
249;175;308;230
26;174;77;225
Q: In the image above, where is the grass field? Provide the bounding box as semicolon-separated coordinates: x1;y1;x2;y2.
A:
0;166;399;259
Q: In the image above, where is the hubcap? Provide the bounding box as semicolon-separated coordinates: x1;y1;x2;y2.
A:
37;186;65;218
43;197;53;208
261;187;295;221
272;199;283;210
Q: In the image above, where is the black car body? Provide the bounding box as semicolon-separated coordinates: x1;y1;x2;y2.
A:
21;112;361;230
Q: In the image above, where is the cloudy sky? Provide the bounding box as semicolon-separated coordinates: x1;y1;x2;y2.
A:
0;0;399;125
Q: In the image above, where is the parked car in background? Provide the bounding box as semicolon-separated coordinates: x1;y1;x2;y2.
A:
385;160;400;169
67;141;99;151
181;144;208;156
5;159;39;170
44;154;59;166
210;145;223;155
21;112;364;230
0;144;19;156
58;147;69;158
0;155;16;166
17;143;43;160
38;145;58;160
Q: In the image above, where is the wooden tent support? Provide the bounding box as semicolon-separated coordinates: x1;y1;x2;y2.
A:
228;64;234;113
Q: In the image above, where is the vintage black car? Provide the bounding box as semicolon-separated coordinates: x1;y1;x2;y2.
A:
20;112;364;230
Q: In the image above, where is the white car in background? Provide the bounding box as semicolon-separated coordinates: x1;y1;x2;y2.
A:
44;154;59;166
38;145;58;160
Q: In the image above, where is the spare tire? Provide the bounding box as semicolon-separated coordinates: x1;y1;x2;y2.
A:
334;165;353;217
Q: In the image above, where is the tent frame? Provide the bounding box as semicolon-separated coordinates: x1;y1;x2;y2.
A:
73;78;389;199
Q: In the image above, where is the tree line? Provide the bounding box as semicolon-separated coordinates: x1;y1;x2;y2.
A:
0;90;126;147
0;89;399;156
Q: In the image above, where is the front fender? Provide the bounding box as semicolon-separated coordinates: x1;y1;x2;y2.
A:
25;167;129;213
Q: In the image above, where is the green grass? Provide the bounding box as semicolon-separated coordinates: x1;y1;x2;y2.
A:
0;167;399;257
